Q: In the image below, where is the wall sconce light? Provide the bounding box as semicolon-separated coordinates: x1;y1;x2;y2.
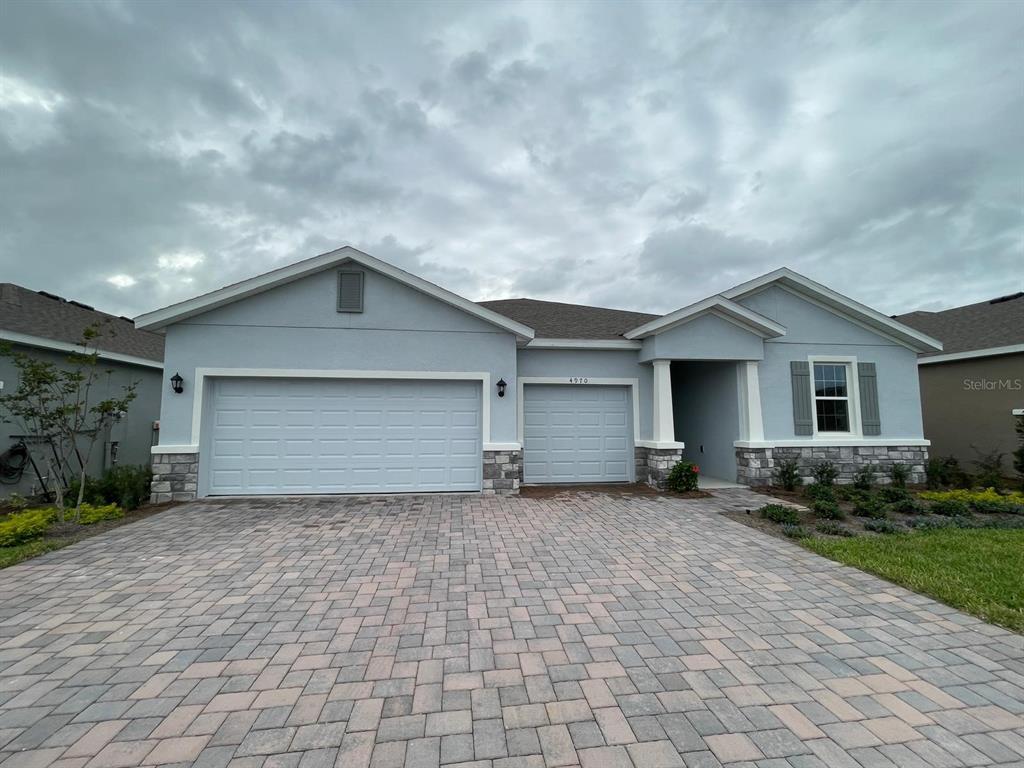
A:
496;378;507;398
170;372;184;394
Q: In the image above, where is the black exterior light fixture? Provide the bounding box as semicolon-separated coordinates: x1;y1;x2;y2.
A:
170;372;184;394
496;378;507;398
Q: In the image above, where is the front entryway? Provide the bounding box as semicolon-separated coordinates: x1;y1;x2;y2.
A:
204;377;482;495
522;383;633;483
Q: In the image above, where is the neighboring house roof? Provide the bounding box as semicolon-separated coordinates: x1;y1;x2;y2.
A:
0;283;164;367
893;291;1024;360
476;298;657;340
134;246;535;341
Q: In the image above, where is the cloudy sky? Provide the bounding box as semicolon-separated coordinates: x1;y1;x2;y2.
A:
1;1;1021;321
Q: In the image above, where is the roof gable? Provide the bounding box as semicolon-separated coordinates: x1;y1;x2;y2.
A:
721;268;943;353
135;246;534;340
624;295;786;340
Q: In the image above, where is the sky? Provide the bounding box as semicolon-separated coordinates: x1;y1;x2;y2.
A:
1;0;1021;321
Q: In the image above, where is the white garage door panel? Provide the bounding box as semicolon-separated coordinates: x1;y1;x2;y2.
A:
523;384;632;484
206;378;482;494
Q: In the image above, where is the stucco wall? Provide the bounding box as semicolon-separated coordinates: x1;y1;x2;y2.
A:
639;313;764;362
516;348;653;441
918;353;1023;470
0;345;161;497
737;286;925;440
671;361;740;480
157;267;519;446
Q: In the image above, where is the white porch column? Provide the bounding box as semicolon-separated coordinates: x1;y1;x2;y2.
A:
652;359;675;443
737;360;765;441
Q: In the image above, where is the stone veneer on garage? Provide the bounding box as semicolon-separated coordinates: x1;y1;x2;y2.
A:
736;445;929;487
482;449;522;495
635;446;685;490
151;452;200;503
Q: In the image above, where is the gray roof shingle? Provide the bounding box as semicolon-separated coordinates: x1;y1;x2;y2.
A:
893;292;1024;357
477;298;658;340
0;283;164;362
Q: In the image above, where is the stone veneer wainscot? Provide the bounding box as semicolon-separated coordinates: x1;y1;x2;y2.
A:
482;449;522;495
151;452;199;503
635;446;685;490
736;445;928;487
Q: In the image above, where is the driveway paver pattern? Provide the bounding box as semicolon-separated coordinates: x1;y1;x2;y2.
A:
0;491;1022;768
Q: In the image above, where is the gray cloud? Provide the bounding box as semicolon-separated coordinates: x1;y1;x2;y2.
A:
0;0;1020;321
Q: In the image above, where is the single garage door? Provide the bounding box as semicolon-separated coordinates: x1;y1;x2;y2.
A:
523;384;632;483
205;378;481;495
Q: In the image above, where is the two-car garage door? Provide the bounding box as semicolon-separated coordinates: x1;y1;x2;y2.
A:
205;378;481;495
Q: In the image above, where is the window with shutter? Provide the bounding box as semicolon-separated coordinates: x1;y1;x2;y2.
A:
337;270;363;313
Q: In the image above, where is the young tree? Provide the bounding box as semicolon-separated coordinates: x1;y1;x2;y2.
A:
0;322;138;523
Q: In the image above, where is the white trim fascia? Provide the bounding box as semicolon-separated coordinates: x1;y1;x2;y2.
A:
721;267;943;353
152;444;199;454
517;376;641;446
1013;409;1024;416
808;354;863;440
525;338;641;350
624;295;786;340
918;344;1024;365
635;440;686;449
134;246;535;340
483;442;522;451
735;439;930;448
0;330;163;370
172;368;494;451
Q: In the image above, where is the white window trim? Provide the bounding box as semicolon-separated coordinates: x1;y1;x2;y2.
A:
164;367;499;453
808;355;862;439
735;439;930;448
516;376;641;447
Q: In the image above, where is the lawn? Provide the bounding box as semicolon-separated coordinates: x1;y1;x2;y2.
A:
0;537;78;568
805;528;1024;633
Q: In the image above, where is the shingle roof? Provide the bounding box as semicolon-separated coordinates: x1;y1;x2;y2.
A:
0;283;164;362
477;298;658;340
893;292;1024;357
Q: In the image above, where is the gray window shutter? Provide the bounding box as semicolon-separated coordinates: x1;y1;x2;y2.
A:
790;360;813;436
858;362;881;436
337;271;363;312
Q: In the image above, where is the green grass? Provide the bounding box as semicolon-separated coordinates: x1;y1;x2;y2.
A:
804;529;1024;633
0;537;76;569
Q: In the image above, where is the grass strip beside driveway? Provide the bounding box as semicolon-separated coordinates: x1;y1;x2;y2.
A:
804;528;1024;634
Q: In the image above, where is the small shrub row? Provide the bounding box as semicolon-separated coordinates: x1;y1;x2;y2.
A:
65;465;152;511
816;520;855;537
0;508;55;547
812;499;844;520
864;518;901;534
781;524;807;539
77;503;125;525
920;487;1024;513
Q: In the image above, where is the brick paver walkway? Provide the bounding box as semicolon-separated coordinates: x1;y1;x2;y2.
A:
1;492;1022;767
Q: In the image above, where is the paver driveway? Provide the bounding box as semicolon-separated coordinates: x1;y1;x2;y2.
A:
1;491;1022;768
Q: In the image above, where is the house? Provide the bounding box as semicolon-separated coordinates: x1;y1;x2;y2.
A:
894;292;1023;473
135;247;942;501
0;284;164;498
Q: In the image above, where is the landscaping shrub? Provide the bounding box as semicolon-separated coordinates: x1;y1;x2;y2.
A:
0;508;54;547
65;465;152;511
972;449;1006;491
666;461;700;492
926;456;969;489
852;466;875;491
758;504;800;525
804;483;835;503
812;499;844;520
921;488;1024;511
878;486;911;504
816;520;855;537
77;503;124;525
864;518;901;534
812;461;839;486
889;463;909;488
774;459;802;492
931;498;970;517
853;494;886;519
781;524;807;539
886;496;927;515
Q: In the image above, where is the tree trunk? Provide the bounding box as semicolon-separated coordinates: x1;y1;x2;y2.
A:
74;465;87;524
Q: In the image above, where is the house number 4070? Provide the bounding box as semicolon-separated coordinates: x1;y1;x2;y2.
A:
569;377;590;384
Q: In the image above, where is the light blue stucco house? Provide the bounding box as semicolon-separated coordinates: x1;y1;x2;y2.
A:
135;246;943;500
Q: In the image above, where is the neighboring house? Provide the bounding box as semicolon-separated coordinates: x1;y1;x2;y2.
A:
894;292;1023;473
0;284;164;498
135;247;942;501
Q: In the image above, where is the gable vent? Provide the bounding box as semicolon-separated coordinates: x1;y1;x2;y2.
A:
337;270;364;313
